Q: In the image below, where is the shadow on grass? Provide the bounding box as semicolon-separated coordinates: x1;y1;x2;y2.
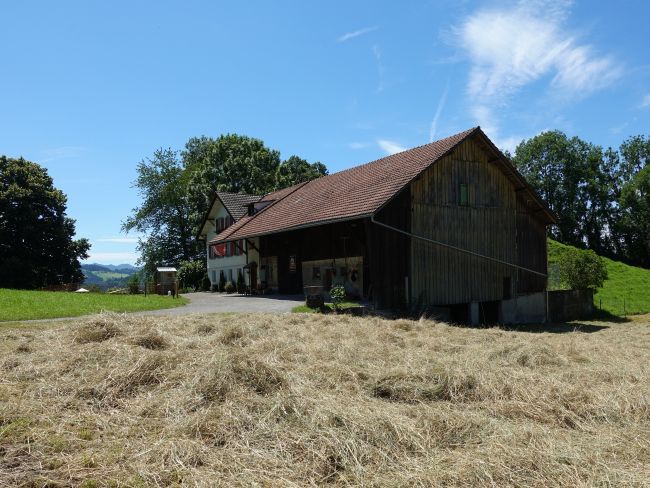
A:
502;322;610;334
587;309;632;323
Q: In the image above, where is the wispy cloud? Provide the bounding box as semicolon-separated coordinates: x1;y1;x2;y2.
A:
458;0;621;149
348;142;371;150
40;146;86;163
429;81;449;142
97;237;140;244
372;45;385;94
84;252;138;265
641;94;650;108
338;26;379;43
377;139;406;155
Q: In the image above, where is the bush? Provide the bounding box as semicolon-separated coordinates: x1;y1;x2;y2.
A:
177;260;207;291
211;283;219;292
224;281;236;294
201;273;211;291
219;270;226;292
237;269;246;293
558;247;608;290
330;285;346;311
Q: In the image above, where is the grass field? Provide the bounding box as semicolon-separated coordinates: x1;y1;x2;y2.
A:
1;312;648;486
548;239;650;316
92;271;131;280
0;289;187;322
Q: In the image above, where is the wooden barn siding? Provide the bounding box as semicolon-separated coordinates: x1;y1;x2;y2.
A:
410;137;523;306
516;196;548;293
366;189;410;309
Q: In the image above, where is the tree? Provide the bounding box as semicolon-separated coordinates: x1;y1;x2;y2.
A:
558;247;608;290
0;156;90;289
512;131;618;255
616;165;650;268
122;149;202;274
275;155;327;189
184;134;281;229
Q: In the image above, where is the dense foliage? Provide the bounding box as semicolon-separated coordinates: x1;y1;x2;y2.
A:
557;247;608;290
177;259;207;291
125;135;327;272
0;156;90;289
512;132;649;268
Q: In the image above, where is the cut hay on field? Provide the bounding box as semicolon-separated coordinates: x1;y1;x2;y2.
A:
0;312;649;486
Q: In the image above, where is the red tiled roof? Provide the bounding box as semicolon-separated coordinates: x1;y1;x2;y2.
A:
210;128;479;244
217;192;260;220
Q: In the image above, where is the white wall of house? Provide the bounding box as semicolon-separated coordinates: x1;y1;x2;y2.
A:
205;203;247;287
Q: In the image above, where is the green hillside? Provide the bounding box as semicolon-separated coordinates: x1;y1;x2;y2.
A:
547;239;650;316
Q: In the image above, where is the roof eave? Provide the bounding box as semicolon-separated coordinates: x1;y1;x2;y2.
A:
209;213;373;244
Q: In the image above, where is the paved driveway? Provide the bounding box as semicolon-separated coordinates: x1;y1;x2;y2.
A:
138;292;305;316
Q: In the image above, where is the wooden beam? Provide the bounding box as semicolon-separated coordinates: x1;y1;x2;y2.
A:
246;238;260;253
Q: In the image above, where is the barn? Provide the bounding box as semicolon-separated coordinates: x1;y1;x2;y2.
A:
201;127;557;323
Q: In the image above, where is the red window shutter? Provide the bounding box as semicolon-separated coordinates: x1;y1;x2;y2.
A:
214;244;226;258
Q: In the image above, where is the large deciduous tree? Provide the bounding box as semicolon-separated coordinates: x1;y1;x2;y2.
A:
0;156;90;289
617;165;650;268
512;131;618;255
122;149;202;274
276;155;328;189
184;134;281;224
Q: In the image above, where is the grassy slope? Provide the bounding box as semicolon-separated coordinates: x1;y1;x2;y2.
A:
547;239;650;315
0;312;648;486
0;289;187;321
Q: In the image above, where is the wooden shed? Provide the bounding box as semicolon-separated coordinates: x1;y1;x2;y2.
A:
156;267;178;296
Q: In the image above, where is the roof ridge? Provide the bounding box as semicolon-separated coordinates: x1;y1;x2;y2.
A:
216;190;260;198
324;126;480;179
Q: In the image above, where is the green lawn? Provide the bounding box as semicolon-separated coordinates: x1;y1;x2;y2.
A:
548;239;650;316
0;289;187;322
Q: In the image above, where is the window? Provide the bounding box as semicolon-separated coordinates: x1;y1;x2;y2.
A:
312;267;321;280
459;183;469;206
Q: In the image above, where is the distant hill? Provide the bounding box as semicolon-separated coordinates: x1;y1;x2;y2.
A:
81;263;141;290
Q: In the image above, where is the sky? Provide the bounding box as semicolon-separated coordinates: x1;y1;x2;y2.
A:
1;0;648;265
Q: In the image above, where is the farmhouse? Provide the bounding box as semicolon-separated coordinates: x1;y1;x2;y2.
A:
197;127;557;322
197;192;260;287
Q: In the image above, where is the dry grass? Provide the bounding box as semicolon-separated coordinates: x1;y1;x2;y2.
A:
1;312;649;487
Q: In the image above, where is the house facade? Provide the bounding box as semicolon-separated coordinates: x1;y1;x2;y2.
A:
199;128;556;322
196;192;259;288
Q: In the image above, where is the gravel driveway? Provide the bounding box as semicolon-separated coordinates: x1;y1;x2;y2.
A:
137;292;305;316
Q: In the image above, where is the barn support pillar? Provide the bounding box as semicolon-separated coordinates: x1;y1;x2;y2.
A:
470;302;480;325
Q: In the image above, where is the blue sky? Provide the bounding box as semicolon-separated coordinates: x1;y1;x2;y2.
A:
2;0;648;264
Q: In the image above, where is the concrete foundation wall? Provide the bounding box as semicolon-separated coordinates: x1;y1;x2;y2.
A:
500;292;547;324
548;289;594;322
